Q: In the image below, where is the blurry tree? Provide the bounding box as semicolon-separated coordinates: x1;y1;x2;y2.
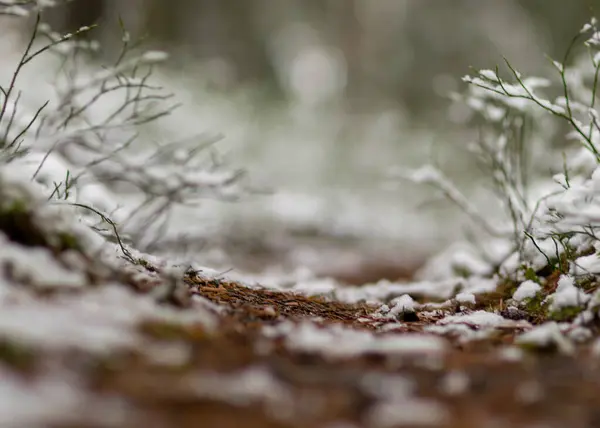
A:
43;0;597;117
145;0;277;88
516;0;594;54
64;0;104;29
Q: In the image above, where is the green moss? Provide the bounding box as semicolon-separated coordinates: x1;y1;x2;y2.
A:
548;305;584;322
576;275;598;293
524;267;541;284
139;320;208;341
2;199;28;214
520;293;549;323
0;340;37;372
0;201;49;247
517;341;562;354
137;258;149;267
57;232;82;252
452;265;473;278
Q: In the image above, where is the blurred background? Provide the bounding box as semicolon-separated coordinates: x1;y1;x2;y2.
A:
17;1;599;283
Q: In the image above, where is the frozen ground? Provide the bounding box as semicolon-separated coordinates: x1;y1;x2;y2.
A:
2;155;600;428
3;216;600;428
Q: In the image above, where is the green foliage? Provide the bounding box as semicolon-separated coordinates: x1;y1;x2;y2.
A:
548;305;584;322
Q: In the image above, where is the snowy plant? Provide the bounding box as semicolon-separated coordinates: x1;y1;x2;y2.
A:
0;2;247;261
0;0;62;17
400;17;600;282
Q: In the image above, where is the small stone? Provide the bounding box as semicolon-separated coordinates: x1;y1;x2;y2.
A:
500;306;528;321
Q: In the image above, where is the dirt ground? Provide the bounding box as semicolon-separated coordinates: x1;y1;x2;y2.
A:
24;274;598;428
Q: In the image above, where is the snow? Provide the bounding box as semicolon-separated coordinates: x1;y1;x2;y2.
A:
323;275;497;305
566;326;592;343
515;380;543;404
367;396;449;428
497;346;524;362
0;367;133;427
479;69;499;82
0;237;87;290
455;292;476;305
332;278;463;304
389;294;416;316
0;280;216;355
547;275;590;312
266;321;447;358
548;286;589;311
437;311;508;328
188;366;293;415
440;371;470;396
362;373;449;427
372;334;448;355
515;322;575;354
512;280;541;302
572;253;600;275
556;275;575;292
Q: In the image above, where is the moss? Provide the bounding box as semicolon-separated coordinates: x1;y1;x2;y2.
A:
0;200;83;254
0;340;37;372
548;305;584;322
0;200;48;247
136;257;159;273
56;232;82;252
453;265;473;279
524;267;541;284
139;320;208;341
576;275;598;293
138;258;149;267
521;293;549;323
517;341;562;354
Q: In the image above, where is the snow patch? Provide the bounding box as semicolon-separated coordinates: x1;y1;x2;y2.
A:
437;311;508;328
455;292;476;305
266;321;446;358
516;322;574;354
512;280;541;303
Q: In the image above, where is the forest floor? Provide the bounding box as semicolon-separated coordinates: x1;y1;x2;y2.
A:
6;264;599;428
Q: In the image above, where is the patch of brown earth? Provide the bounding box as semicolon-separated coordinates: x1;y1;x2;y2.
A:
43;276;598;428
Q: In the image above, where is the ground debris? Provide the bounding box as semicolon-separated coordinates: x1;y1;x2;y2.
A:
3;271;600;428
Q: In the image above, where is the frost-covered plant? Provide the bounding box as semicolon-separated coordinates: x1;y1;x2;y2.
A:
0;1;247;261
0;0;62;17
402;17;600;279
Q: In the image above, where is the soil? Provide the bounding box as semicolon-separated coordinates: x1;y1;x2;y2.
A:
30;274;600;428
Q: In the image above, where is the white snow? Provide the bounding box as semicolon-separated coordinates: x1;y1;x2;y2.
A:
437;311;508;328
389;294;416;316
0;367;133;427
440;371;470;396
0;237;87;290
556;275;575;292
515;380;543;404
566;326;592;343
188;366;293;415
367;397;449;428
455;292;476;305
547;275;589;312
572;254;600;275
515;322;574;354
0;283;216;355
415;241;493;281
329;276;496;304
266;321;446;358
548;286;589;311
362;373;449;427
512;280;541;302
